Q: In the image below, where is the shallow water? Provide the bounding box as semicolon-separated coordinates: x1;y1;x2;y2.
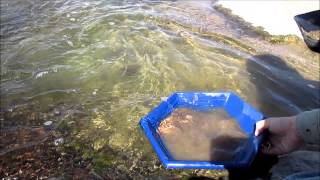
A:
158;108;248;162
1;0;319;178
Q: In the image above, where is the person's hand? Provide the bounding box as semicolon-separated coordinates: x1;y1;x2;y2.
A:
255;116;304;155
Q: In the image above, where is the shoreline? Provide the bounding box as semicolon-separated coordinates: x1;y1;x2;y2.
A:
215;0;319;39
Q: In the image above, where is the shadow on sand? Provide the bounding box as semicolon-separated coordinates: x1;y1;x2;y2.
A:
246;54;319;117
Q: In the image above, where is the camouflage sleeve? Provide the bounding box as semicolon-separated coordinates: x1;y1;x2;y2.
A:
296;109;320;150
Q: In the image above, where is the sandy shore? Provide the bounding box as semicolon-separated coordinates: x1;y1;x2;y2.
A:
216;0;319;38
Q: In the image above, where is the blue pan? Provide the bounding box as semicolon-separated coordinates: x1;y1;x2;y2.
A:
139;92;264;169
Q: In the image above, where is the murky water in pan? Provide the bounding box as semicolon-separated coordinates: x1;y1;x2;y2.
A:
158;108;248;162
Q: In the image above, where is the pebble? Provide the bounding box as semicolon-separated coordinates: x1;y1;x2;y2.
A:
307;84;316;89
66;40;74;47
54;138;64;146
92;89;98;95
160;97;168;101
92;108;99;114
35;71;49;79
54;109;60;116
108;22;115;26
43;121;53;126
70;18;76;22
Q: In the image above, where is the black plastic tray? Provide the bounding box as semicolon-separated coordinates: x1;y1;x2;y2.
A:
294;10;320;53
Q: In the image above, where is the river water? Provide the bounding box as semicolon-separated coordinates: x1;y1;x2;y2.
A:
1;0;319;178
